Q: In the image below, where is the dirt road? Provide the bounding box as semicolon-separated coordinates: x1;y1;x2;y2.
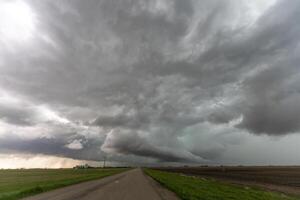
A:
22;168;179;200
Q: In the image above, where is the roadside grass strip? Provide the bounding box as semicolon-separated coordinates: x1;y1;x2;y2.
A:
0;168;128;200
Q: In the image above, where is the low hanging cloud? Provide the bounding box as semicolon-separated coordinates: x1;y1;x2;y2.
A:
101;129;202;163
0;133;105;161
0;0;300;166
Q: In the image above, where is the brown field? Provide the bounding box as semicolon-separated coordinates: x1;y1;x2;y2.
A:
155;166;300;196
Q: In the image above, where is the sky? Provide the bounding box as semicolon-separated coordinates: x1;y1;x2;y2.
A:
0;0;300;168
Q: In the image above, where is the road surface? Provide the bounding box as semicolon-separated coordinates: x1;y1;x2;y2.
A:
22;168;179;200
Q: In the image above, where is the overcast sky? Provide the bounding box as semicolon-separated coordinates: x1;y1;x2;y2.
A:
1;0;300;168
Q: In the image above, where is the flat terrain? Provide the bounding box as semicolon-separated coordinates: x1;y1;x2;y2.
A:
3;167;298;200
146;169;300;200
22;168;178;200
155;166;300;196
0;168;127;200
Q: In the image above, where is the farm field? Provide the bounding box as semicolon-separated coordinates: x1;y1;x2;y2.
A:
0;168;128;200
145;169;300;200
155;166;300;196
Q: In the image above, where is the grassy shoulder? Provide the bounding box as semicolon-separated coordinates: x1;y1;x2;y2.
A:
0;168;128;200
144;169;299;200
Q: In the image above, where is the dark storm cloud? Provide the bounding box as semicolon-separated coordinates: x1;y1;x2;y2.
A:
232;0;300;135
190;148;224;160
102;130;199;162
0;103;35;126
237;64;300;135
0;133;105;161
92;113;149;129
1;0;300;164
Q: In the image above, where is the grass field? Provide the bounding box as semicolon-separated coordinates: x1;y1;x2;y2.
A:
145;169;300;200
0;168;128;200
156;166;300;196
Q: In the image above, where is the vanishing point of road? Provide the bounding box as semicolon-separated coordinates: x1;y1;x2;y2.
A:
22;168;179;200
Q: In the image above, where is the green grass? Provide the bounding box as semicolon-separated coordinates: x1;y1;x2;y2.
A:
0;168;128;200
144;169;300;200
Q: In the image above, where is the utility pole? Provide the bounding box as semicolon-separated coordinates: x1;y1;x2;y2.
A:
103;155;106;168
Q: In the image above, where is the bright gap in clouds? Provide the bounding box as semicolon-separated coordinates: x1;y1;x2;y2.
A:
0;0;36;42
0;154;101;169
247;0;278;20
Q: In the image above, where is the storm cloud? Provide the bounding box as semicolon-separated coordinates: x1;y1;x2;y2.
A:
1;0;300;166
